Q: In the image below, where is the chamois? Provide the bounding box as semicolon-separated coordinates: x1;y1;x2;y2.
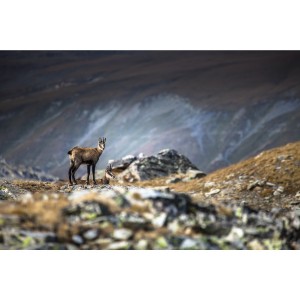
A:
68;137;106;185
100;164;116;184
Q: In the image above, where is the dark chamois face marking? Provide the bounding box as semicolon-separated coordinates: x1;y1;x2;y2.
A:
106;164;116;179
98;137;106;152
68;136;106;185
100;164;116;185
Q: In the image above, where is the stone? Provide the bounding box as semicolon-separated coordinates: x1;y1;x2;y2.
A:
166;177;181;184
182;177;191;182
112;228;133;240
277;186;284;193
186;169;206;179
94;238;113;248
296;191;300;198
277;155;291;161
0;189;9;201
138;153;145;158
120;214;150;230
167;220;180;233
72;235;84;245
135;239;148;250
0;186;17;200
225;227;244;243
107;241;131;250
205;189;221;197
180;238;198;249
273;190;283;196
152;212;167;228
155;236;168;249
247;180;265;191
83;229;99;240
247;239;264;250
152;186;170;192
204;182;215;188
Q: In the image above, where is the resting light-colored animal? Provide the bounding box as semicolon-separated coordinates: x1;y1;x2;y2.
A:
68;137;106;185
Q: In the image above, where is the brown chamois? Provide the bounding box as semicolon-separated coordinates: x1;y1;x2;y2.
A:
67;137;106;185
100;164;116;185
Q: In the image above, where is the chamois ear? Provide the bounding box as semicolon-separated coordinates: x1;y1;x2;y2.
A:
109;164;112;170
99;137;102;142
104;137;106;143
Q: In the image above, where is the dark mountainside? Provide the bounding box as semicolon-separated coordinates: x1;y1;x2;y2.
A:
0;51;300;178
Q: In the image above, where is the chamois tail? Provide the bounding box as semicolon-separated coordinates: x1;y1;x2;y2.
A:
68;146;79;155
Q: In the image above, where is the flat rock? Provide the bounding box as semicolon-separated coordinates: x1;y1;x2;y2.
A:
107;241;131;250
205;189;221;197
186;169;206;179
166;177;182;184
83;229;99;240
112;228;133;240
180;238;198;249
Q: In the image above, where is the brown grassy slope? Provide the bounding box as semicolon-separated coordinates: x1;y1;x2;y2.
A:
132;141;300;195
204;141;300;193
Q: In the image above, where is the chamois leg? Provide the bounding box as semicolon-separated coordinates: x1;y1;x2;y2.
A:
92;164;96;185
72;164;80;185
69;162;75;185
86;165;91;185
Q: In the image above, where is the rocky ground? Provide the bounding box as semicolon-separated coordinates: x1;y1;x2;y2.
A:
0;143;300;250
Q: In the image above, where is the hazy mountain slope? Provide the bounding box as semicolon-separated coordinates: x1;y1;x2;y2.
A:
0;51;300;177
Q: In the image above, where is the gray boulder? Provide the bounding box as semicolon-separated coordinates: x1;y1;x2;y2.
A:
110;155;137;171
118;149;200;182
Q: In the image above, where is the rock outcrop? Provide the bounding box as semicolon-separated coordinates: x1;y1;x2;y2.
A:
115;149;204;182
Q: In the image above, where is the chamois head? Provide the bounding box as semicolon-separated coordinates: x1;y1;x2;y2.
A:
105;164;116;179
98;137;106;151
